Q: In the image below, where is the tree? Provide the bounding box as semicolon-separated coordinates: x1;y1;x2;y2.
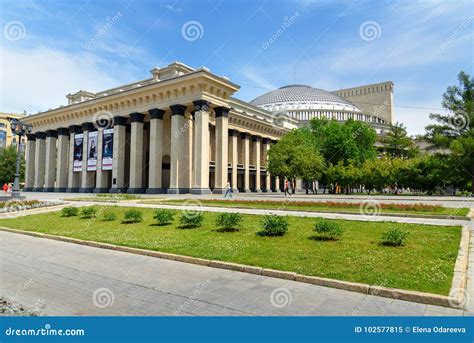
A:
267;128;325;190
425;71;474;192
360;158;389;194
382;122;417;158
0;146;25;185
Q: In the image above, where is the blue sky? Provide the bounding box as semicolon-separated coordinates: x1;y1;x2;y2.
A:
1;0;473;134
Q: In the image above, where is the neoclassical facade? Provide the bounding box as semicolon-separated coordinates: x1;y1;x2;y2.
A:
22;62;393;194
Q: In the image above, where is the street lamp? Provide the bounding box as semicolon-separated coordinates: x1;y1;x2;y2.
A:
8;118;32;199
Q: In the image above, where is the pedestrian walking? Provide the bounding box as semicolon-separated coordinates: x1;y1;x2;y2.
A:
224;182;233;198
284;180;291;197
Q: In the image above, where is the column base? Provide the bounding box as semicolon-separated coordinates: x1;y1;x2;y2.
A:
109;188;127;194
127;188;145;194
23;187;33;192
146;188;164;194
78;188;94;193
66;188;79;193
241;188;252;193
53;188;67;192
167;188;190;194
44;187;55;192
232;188;239;193
93;188;110;193
253;189;262;193
32;188;43;192
212;188;228;194
190;188;211;195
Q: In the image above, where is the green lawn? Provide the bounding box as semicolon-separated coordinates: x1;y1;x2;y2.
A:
0;206;461;295
140;199;469;217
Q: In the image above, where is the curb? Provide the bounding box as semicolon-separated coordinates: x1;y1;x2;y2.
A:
0;226;468;309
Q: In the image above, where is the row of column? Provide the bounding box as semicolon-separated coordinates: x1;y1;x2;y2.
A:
24;100;282;193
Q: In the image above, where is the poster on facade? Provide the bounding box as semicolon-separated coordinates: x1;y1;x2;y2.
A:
101;128;114;170
87;131;98;171
73;133;83;172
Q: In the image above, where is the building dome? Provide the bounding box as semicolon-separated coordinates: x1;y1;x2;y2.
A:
250;85;360;113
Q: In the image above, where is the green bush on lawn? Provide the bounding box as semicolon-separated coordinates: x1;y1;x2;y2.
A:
61;206;78;217
80;206;98;219
258;214;288;236
122;209;143;224
215;212;242;232
313;220;343;241
381;228;409;247
102;211;117;221
153;209;174;226
179;212;203;228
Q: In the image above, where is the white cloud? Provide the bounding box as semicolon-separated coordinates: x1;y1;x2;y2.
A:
0;46;126;114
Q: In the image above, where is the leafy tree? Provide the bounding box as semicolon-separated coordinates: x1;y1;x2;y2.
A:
360;158;389;194
382;122;418;158
0;146;25;185
425;71;474;192
267;128;325;189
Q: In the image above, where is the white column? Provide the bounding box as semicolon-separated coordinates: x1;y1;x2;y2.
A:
44;130;57;191
33;132;46;191
183;114;193;190
94;128;108;192
264;138;271;192
55;128;69;192
67;126;81;192
274;176;280;192
168;104;187;194
80;124;95;192
230;130;238;192
146;109;164;193
253;136;262;192
128;112;145;193
111;117;127;192
24;135;36;191
213;106;229;193
191;100;211;194
242;132;251;192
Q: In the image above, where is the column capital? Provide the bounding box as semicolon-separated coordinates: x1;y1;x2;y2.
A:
228;129;238;136
69;125;82;133
27;134;36;141
170;104;187;116
240;132;249;140
193;100;211;112
130;112;145;123
252;135;261;142
57;127;70;136
35;131;47;139
148;108;165;120
262;138;270;144
214;106;230;118
46;130;57;138
82;122;95;132
113;116;128;126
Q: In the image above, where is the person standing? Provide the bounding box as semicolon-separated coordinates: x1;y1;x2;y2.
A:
2;183;7;193
224;182;233;198
284;180;291;197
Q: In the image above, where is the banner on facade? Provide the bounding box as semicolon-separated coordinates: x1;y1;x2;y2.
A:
101;128;114;170
73;133;83;172
87;131;98;171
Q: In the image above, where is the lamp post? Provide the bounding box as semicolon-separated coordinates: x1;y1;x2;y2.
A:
9;118;32;199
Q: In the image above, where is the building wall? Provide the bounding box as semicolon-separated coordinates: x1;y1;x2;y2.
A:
0;112;26;149
333;81;394;124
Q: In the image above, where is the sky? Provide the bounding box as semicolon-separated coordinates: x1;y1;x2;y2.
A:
0;0;473;135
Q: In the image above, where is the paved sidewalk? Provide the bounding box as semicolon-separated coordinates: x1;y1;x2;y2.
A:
0;231;465;316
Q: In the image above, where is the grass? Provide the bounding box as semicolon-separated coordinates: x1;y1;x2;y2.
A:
66;194;144;202
0;206;462;296
139;199;470;217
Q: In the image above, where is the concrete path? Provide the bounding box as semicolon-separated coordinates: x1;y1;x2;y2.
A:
0;230;466;316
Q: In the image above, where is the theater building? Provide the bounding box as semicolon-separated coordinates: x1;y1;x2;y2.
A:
22;62;393;194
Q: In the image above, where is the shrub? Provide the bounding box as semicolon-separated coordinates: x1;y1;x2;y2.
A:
216;213;242;232
381;228;409;247
102;211;117;221
61;206;78;217
314;220;343;240
153;209;174;225
179;212;203;228
258;215;288;236
80;206;98;218
122;209;143;224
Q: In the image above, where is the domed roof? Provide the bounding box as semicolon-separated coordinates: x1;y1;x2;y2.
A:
250;85;358;111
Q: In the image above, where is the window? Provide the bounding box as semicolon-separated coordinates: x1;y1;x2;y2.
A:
0;130;6;148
